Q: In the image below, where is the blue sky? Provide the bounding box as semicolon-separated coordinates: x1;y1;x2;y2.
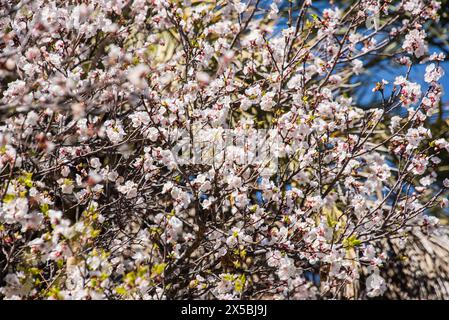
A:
355;47;449;109
269;0;449;112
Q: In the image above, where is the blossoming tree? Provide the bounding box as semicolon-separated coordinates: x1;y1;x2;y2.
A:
0;0;448;299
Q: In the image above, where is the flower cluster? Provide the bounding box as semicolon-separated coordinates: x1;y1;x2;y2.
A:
0;0;447;300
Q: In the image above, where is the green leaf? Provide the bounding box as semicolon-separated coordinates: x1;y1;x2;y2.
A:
115;287;127;295
3;194;15;203
151;263;167;276
234;274;246;293
343;235;362;248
